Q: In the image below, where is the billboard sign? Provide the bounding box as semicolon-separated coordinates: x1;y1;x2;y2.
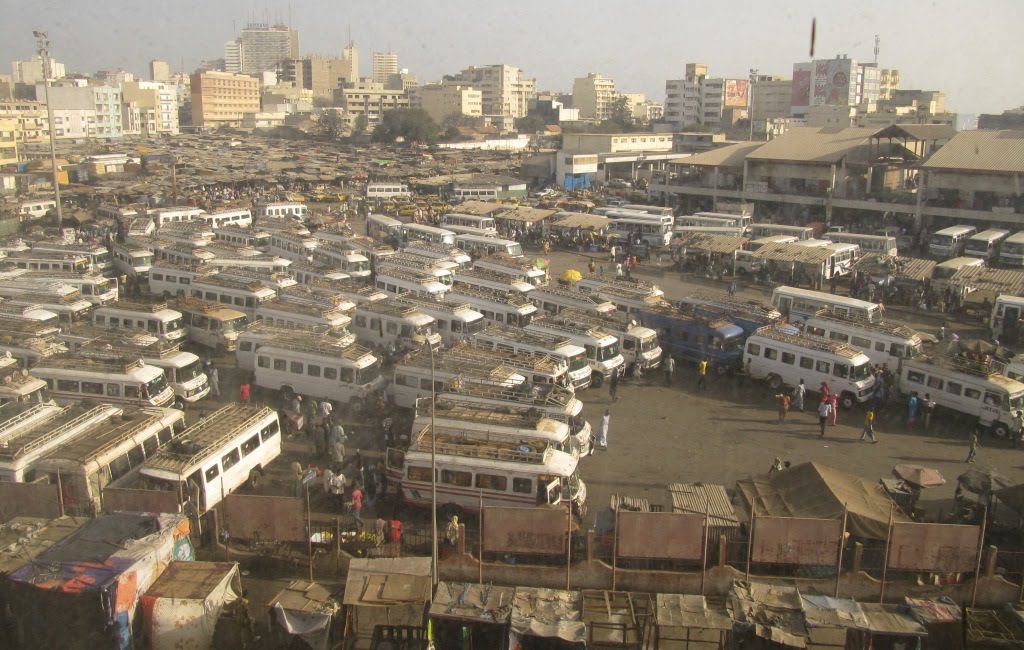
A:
724;79;749;108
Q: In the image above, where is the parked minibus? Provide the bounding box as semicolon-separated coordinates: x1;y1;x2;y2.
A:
170;297;248;352
553;308;662;371
452;267;532;295
402;223;457;246
606;217;672;247
30;241;114;275
526;315;624;387
530;285;616;316
803;310;923;367
253;332;382;406
999;232;1024;267
929;226;977;259
771;286;880;322
749;224;814;241
453;234;523;258
472;253;547;285
138;404;281;512
441;214;498;237
187;274;278;320
17;199;57;220
964;229;1011;264
33;356;175;407
255;202;309;220
402;241;471;268
93;301;186;342
257;299;351;332
366;214;405;243
391;348;527;409
447;284;537;327
744;326;876;408
415;402;577;456
393;294;485;347
471;323;592;390
215;225;271;249
366;183;411;199
198;208;253;229
352;299;442;351
22;271;118;305
310;242;373;278
931;257;985;292
822;232;898;257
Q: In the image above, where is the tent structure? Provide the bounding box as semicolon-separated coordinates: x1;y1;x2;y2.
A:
734;462;910;540
141;561;242;650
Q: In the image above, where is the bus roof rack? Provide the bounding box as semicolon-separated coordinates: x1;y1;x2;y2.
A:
145;404;275;473
409;424;551;464
752;326;861;359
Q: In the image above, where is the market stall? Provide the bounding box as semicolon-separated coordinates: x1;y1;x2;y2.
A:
429;581;514;649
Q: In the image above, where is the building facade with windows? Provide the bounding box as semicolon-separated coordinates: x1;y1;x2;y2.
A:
415;83;482;125
450;64;536;118
190;71;260;128
372;52;399;84
572;73;616;121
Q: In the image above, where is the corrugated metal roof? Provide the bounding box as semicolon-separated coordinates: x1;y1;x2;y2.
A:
951;265;1024;294
852;254;936;282
872;124;957;142
671;233;748;255
668;483;740;529
746;127;876;164
751;241;836;264
920;129;1024;173
549;212;610;230
668;141;765;168
453;200;506;216
496;206;557;224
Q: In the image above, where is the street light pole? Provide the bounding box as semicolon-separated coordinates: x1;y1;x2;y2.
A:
428;342;438;588
748;68;759;142
34;30;63;230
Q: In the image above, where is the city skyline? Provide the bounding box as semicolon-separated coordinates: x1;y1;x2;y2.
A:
1;0;1022;115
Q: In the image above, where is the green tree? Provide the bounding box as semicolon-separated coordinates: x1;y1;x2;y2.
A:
352;114;369;136
316;110;344;140
514;115;547;134
372;108;439;144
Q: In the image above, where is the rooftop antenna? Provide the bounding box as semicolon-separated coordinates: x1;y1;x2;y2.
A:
348;25;353;48
874;34;880;64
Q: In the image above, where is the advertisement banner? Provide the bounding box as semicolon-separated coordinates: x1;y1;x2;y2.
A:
724;80;749;108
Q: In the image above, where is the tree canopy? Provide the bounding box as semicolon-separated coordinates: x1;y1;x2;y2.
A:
372;109;439;144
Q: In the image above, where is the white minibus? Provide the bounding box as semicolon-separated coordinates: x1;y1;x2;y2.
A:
22;271;118;305
366;183;411;199
0;303;61;332
17;199;57;220
33;356;175;407
93;302;186;342
530;285;617;316
310;242;373;278
170;298;249;352
552;308;662;372
352;299;442;351
744;326;876;409
187;275;278;320
286;261;350;286
899;357;1024;438
803;310;923;367
7;250;90;273
376;253;456;286
30;406;186;514
366;214;405;243
266;231;318;264
30;242;114;275
771;286;880;323
393;294;485;347
931;257;985;292
234;323;355;372
965;229;1010;264
822;232;898;257
473;253;547;286
447;284;537;327
929;225;977;259
453;234;523;258
472;323;592;390
449;343;567;387
620;204;674;217
416;404;576;456
148;206;206;227
256;300;351;332
111;242;154;281
749;224;814;241
391;348;527;409
452;267;533;295
526;315;624;387
402;223;457;246
254;335;382;407
606;217;672;247
402;242;471;268
999;232;1024;268
138;404;281;512
442;214;498;237
255;202;309;219
375;268;449;301
215;225;271;249
198;208;253;229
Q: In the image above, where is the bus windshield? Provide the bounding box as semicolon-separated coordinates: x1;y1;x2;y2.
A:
508;243;524;256
568;352;588;371
178;359;205;382
165;317;183;333
931;235;952;246
851;362;873;381
597;343;619;361
1011;393;1024;410
466;319;485;334
357;360;381;385
146;373;169;396
219;316;248;333
640;335;659;352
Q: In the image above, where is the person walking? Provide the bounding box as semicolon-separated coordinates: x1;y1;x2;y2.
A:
1013;410;1024;448
923;393;936;430
907;392;919;429
860;409;878;443
596;409;610;450
966;431;980;463
239;381;251;404
349;483;364;527
819;381;830;403
828;393;839;426
608;368;619;403
663;355;675;386
818;399;832;437
697;357;709;391
792;379;806;413
207;364;220;398
776;393;791;422
728;280;737;298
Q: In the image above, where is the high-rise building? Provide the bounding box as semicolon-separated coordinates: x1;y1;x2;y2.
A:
342;43;359;83
372;52;398;84
190;71;260;127
282;55;358;98
572;73;616;121
791;55;883;118
415;83;482;125
37;81;123;140
334;80;409;129
450;64;536;118
12;56;66;84
225;23;299;75
150;60;171;82
749;77;792;137
385;71;418;92
878;68;900;100
664;63;746;132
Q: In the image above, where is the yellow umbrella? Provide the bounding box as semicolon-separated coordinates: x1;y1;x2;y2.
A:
562;269;582;282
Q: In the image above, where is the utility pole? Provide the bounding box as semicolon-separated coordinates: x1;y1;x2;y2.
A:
34;30;63;230
748;69;759;142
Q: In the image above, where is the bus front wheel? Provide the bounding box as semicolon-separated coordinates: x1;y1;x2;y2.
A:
992;422;1010;439
591;373;604;388
840;392;856;410
248;468;263;489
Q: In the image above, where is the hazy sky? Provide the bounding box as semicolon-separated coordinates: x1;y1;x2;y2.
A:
2;0;1022;115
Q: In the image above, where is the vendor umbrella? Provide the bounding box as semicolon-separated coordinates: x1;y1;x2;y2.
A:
893;464;946;489
562;269;582;283
957;468;1015;495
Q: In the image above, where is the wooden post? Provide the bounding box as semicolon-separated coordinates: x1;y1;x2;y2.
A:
879;504;895;603
56;469;64;517
701;496;711;595
972;505;989;608
566;503;572;591
745;509;756;581
612;500;619;591
306;485;314;583
478;490;484;585
835;504;849;598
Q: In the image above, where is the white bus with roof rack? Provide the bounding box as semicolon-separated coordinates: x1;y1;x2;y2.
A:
803;310;924;367
0;403;122;482
169;297;249;352
352;299;442;352
471;323;592;389
822;232;898;257
235;322;355;372
92;301;186;342
402;241;470;268
60;328;210;402
376;252;455;286
266;231;318;264
526;315;624;386
255;202;309;220
744;325;876;409
257;299;351;332
198;208;253;229
965;229;1011;264
375;267;449;301
929;225;977;259
186;274;278;320
392;294;484;346
550;307;662;371
453;233;523;258
451;267;533;295
385;423;586;515
202;245;291;273
286;261;350;285
215;225;271;249
22;270;118;305
30;406;186;514
999;232;1024;267
7;249;90;273
749;223;815;241
401;223;457;246
442;213;499;237
898;355;1024;439
252;331;382;406
0;303;61;332
29;241;113;274
0;328;68;367
153;242;217;267
530;284;617;316
32;356;175;408
391;347;527;409
446;284;537;327
472;253;547;286
137;403;281;512
148;206;206;226
771;286;880;323
366;214;404;243
449;342;568;387
0;353;50;405
111;241;154;281
676;212;753;230
157;222;216;247
0;283;93;323
414;403;578;456
310;241;373;278
366;183;411;199
216;268;297;293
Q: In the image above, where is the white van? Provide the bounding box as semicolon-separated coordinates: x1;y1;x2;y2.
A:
256;299;351;332
931;257;985;292
256;202;309;220
749;224;814;241
744;326;876;408
453;234;523;258
376;252;456;286
254;334;382;406
803;311;923;367
899;357;1024;438
964;229;1010;264
929;226;977;259
771;286;880;323
198;208;253;229
352;299;441;352
471;323;592;390
447;284;537;327
992;295;1024;342
530;285;617;316
170;298;249;352
551;308;662;372
366;183;411;199
375;268;449;301
93;302;186;342
452;267;533;295
526;315;624;387
415;404;576;456
235;322;355;372
138;404;281;512
402;241;471;268
17;199;57;220
823;233;898;257
442;214;499;237
33;356;176;408
366;214;405;243
402;223;457;246
392;294;485;347
311;242;373;279
391;347;527;409
473;253;547;286
999;232;1024;268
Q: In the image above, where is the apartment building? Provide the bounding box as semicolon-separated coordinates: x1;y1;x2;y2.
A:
35;82;123;140
572;73;616;121
664;63;744;132
190;71;260;128
416;83;482;125
12;56;65;84
334;80;409;128
372;52;399;84
0;118;19;165
0;100;47;144
791;55;882;119
121;81;180;135
750;79;793;136
281;56;357;98
450;64;536;118
386;72;418;92
150;60;171;82
234;23;300;75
